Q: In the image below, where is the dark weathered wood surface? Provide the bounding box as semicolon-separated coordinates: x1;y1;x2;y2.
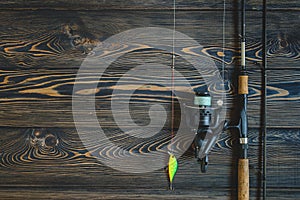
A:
0;11;299;70
0;0;299;199
0;10;298;128
0;188;299;200
0;128;299;199
0;67;299;128
0;0;299;10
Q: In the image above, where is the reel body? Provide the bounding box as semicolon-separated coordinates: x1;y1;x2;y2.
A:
185;92;224;173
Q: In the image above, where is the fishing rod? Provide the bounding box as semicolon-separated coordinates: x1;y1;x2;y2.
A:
222;0;249;198
237;0;249;197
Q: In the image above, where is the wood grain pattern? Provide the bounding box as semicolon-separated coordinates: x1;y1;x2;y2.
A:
0;11;299;70
0;10;298;128
0;128;299;199
0;0;299;10
0;1;299;199
0;188;299;200
0;66;299;128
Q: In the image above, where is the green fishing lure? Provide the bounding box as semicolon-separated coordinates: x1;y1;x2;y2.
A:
168;153;178;190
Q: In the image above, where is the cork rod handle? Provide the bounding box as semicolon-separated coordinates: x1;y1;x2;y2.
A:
238;158;249;200
238;75;249;95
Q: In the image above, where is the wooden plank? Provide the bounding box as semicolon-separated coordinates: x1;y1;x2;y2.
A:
265;11;300;69
0;0;299;10
0;188;299;200
0;188;233;200
1;10;237;69
0;10;299;70
266;70;300;127
0;67;299;128
0;128;299;198
0;66;255;127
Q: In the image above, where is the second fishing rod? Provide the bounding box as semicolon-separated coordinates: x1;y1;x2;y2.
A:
238;0;249;199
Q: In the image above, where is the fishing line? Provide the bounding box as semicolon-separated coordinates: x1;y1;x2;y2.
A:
222;0;226;81
262;0;268;198
170;0;176;152
166;0;179;191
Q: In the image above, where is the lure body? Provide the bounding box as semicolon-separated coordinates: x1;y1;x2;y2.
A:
168;153;178;190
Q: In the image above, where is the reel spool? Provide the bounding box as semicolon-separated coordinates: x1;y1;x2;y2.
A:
193;92;213;172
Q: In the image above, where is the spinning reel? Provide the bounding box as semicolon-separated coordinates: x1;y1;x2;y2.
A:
185;91;225;173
